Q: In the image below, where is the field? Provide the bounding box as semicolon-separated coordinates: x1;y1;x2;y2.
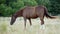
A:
0;16;60;34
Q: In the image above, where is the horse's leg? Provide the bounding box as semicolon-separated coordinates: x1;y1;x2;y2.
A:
24;17;27;29
39;14;44;25
40;18;44;25
28;18;32;26
40;16;45;29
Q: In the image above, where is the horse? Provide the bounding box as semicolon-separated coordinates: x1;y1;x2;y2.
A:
10;5;56;29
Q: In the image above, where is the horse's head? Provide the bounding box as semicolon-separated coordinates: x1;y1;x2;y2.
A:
10;15;17;25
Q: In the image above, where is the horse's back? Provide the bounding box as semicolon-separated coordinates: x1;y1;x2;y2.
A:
22;6;45;18
35;6;45;17
23;6;38;18
36;5;45;13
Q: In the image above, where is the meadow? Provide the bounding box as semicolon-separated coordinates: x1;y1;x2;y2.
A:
0;16;60;34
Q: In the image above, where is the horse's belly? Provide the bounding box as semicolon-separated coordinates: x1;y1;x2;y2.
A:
31;16;38;19
27;14;38;19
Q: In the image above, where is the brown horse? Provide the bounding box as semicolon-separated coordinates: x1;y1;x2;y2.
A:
10;5;55;28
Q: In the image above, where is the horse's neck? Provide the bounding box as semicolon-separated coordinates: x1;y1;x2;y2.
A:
13;11;22;17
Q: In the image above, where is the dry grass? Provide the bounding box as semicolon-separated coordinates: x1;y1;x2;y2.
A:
0;17;60;34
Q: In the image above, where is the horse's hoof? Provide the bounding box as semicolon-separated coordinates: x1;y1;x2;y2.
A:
40;25;45;30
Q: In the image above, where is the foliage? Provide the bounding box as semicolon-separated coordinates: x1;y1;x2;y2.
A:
23;0;38;6
0;0;60;16
48;0;60;15
35;0;50;6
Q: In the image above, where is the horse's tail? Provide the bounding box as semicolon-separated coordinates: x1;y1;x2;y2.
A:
44;7;56;19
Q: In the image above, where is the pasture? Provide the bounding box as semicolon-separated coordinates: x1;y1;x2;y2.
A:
0;17;60;34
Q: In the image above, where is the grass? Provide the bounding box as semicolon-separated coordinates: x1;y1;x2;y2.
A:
0;22;7;34
0;17;60;34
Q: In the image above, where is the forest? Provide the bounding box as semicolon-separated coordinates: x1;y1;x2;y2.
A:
0;0;60;16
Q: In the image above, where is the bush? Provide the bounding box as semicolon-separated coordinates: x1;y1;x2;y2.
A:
35;0;50;6
0;4;13;16
0;0;25;16
48;0;60;15
23;0;38;6
0;0;60;16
